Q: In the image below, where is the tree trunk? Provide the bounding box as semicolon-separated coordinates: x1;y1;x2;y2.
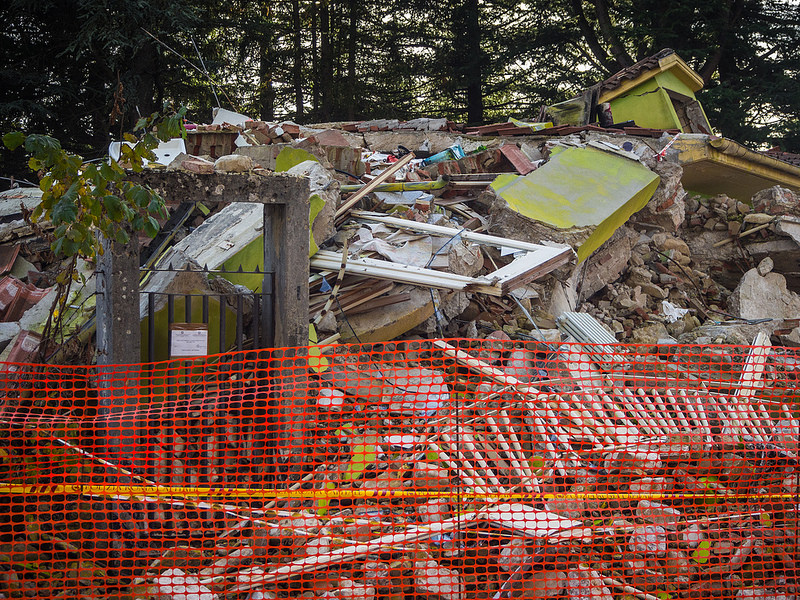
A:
346;0;357;120
592;0;634;68
568;0;619;73
259;31;276;121
465;0;483;123
311;0;320;117
293;0;305;121
320;0;332;120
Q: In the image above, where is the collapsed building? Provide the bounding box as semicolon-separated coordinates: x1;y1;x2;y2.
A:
2;50;800;363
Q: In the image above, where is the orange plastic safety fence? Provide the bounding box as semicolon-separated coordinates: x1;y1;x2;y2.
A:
0;339;798;600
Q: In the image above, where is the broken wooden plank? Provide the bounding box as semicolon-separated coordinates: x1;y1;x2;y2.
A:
335;153;414;224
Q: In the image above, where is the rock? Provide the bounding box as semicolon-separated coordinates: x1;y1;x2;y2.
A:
505;348;541;382
497;538;532;571
627;266;654;287
736;589;789;600
756;257;774;276
268;512;322;538
151;568;216;600
417;500;451;524
579;226;637;299
448;240;483;277
628;323;670;347
728;220;742;236
604;449;662;473
246;591;276;600
773;418;799;452
565;566;613;600
513;571;566;599
414;559;464;600
636;500;682;530
413;462;452;490
303;536;331;558
628;525;668;556
627;558;666;590
181;156;215;174
751;186;799;217
683;524;704;548
639;282;667;299
199;547;254;578
729;267;800;320
336;579;376;600
652;233;690;257
363;562;390;587
214;154;254;172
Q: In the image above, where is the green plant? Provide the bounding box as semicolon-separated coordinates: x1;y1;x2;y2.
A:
2;104;187;360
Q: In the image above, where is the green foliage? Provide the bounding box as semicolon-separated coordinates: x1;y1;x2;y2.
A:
2;105;186;261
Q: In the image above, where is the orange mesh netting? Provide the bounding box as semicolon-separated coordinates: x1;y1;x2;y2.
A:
0;339;798;600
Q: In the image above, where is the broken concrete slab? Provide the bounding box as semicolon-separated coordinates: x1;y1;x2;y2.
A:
364;131;485;155
729;266;800;321
336;285;435;343
488;146;660;262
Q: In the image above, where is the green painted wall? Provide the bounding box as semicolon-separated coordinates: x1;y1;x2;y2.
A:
609;82;681;131
491;146;660;262
653;71;697;98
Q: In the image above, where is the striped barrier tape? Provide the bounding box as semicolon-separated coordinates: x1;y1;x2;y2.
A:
0;483;796;502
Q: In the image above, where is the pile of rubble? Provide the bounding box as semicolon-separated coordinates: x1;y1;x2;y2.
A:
161;116;800;355
4;115;800;364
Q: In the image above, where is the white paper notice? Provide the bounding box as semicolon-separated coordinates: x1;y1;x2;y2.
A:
170;326;209;357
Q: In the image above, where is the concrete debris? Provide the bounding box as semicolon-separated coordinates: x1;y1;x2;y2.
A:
151;568;216;600
414;559;465;600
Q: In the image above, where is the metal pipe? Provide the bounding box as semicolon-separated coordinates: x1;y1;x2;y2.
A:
339;176;449;193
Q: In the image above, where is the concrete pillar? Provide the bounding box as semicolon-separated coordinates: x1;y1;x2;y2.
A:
96;232;141;462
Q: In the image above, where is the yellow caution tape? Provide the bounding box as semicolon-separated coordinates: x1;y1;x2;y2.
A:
0;483;796;502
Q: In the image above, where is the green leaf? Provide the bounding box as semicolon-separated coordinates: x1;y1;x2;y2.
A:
24;134;61;159
52;184;80;224
114;228;129;245
127;186;152;209
3;131;25;150
691;540;712;564
143;215;159;238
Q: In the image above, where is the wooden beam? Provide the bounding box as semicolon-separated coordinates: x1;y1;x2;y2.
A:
335;153;414;224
